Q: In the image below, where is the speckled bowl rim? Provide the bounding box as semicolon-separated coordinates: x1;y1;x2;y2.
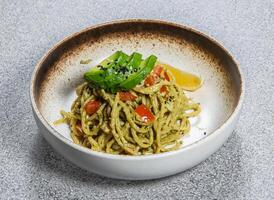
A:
30;19;245;160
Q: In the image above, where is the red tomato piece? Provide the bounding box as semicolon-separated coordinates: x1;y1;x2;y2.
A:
153;65;163;76
119;92;137;102
144;75;156;86
160;86;168;94
85;100;101;115
135;104;155;123
163;71;170;81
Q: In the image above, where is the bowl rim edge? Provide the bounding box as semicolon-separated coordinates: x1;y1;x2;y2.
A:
30;18;245;160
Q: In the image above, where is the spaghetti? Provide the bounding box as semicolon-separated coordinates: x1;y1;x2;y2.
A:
55;64;201;155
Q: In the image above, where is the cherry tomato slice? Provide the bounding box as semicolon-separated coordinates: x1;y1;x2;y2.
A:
135;104;155;123
119;92;137;102
85;100;101;115
153;65;163;76
160;86;168;94
163;71;170;81
144;75;156;86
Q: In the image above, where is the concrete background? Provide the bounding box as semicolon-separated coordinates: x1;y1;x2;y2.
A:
0;0;273;199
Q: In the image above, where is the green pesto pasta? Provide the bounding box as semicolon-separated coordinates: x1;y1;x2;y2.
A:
55;68;201;155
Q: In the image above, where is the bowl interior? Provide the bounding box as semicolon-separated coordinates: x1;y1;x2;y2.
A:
34;20;241;148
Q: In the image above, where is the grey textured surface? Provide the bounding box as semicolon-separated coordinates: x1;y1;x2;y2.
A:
0;0;273;199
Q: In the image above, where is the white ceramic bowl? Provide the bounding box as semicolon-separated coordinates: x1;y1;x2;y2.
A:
30;19;244;180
